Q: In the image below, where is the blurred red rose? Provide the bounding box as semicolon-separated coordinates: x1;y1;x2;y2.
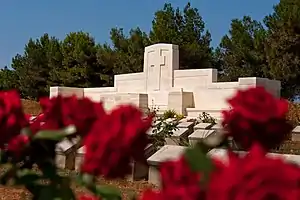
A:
0;90;29;147
206;143;300;200
34;96;105;136
222;86;292;150
81;105;153;179
78;194;100;200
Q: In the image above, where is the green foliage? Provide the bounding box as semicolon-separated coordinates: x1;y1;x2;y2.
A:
286;102;300;126
60;32;105;88
263;0;300;98
11;34;63;99
33;125;77;141
175;113;185;121
162;109;178;120
149;117;179;148
0;67;18;91
184;144;214;185
150;2;214;70
198;112;217;124
216;16;267;81
146;107;179;148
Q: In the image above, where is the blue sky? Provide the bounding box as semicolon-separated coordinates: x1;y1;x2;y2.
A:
0;0;279;68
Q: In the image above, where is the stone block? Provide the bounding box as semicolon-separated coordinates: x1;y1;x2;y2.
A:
179;118;188;123
55;138;78;170
292;126;300;141
194;123;213;130
129;144;157;181
166;128;189;145
211;123;222;130
188;130;216;146
208;148;300;166
50;86;84;98
177;121;194;129
75;146;85;171
168;91;193;115
147;145;186;186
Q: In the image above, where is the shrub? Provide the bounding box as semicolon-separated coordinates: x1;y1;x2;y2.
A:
174;113;185;121
162;109;177;120
147;107;179;148
286;101;300;126
198;112;217;124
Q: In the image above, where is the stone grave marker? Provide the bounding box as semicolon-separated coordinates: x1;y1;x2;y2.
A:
177;121;194;129
147;145;186;186
165;128;189;146
75;146;85;171
129;144;156;181
193;123;213;130
211;123;222;130
177;121;194;136
208;148;300;166
188;130;216;146
292;126;300;141
55;138;78;170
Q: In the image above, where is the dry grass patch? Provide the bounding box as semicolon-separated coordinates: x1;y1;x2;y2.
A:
21;99;41;115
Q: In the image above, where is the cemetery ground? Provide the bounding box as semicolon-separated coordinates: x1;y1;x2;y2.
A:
0;99;298;199
0;99;155;200
0;168;155;200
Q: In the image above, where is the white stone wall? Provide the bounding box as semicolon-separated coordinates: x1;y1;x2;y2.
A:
49;43;281;117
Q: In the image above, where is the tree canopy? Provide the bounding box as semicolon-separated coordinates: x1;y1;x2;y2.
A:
1;1;300;99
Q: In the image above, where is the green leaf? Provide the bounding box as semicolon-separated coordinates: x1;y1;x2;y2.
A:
14;169;41;185
37;185;57;200
81;173;95;187
33;125;76;141
40;161;57;179
184;145;215;185
60;177;76;200
95;185;122;200
21;127;33;137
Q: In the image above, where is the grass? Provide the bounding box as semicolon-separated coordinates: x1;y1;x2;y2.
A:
21;99;42;116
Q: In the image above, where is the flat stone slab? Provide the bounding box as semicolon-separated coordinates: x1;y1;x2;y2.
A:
208;148;300;166
147;145;186;166
166;128;190;145
189;130;216;140
292;126;300;133
77;146;85;155
194;123;213;130
189;130;216;146
179;118;188;123
177;121;194;129
291;126;300;141
56;138;78;153
172;128;189;138
211;123;222;130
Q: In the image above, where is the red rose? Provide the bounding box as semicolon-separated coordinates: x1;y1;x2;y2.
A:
7;134;30;157
37;96;105;136
78;194;100;200
139;189;163;200
0;90;29;147
222;86;292;150
206;144;300;200
81;105;153;178
158;156;203;200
